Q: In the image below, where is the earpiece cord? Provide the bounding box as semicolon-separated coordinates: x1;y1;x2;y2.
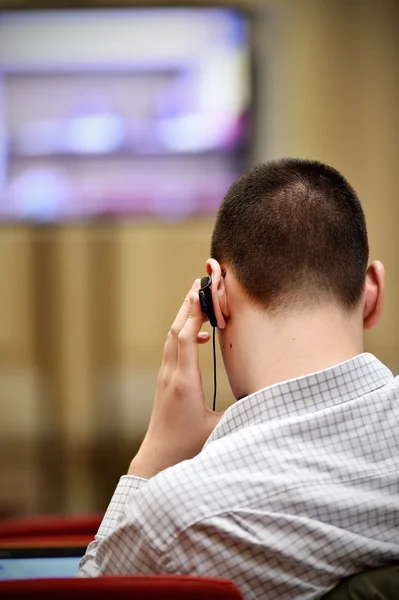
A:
212;326;217;412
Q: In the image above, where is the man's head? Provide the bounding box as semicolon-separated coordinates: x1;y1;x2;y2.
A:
206;158;385;398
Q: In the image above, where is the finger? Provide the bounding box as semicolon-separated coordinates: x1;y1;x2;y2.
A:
171;279;201;334
163;279;201;367
177;292;206;373
197;332;210;344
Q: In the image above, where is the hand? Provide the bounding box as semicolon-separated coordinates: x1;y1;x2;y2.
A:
128;280;224;479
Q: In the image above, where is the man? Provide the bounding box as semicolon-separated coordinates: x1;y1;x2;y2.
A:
79;159;399;599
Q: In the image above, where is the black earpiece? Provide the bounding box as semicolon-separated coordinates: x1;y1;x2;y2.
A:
199;276;217;328
199;275;218;411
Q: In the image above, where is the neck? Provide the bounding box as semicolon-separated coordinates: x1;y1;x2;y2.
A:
231;304;364;398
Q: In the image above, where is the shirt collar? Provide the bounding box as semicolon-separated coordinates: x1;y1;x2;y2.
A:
206;353;393;445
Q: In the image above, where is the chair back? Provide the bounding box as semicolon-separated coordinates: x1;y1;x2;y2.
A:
322;564;399;600
0;575;244;599
0;514;102;545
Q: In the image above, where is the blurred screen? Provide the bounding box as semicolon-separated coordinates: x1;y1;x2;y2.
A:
0;8;251;222
0;557;81;579
0;546;83;580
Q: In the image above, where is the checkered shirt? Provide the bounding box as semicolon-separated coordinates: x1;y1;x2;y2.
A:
79;353;399;599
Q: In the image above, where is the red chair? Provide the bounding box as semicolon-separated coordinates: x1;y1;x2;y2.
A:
0;575;244;599
0;514;102;546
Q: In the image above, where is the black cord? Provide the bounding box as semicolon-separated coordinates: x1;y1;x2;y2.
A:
212;326;217;411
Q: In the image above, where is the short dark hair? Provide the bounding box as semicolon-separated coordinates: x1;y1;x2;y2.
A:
211;158;369;313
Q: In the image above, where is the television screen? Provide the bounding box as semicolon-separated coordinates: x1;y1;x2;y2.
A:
0;8;252;222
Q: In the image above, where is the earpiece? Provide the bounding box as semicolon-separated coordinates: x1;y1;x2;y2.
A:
199;275;218;411
199;276;217;328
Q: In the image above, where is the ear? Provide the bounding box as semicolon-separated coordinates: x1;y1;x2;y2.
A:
363;261;385;330
206;258;229;329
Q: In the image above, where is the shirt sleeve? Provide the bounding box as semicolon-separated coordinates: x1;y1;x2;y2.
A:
78;475;148;577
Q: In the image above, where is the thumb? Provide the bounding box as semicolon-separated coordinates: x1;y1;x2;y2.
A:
177;292;205;372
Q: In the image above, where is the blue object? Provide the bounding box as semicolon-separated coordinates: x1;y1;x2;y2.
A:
0;547;84;581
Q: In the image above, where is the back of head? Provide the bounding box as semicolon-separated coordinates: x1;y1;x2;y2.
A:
211;158;369;314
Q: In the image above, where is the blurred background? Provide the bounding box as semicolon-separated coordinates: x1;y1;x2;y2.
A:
0;0;397;518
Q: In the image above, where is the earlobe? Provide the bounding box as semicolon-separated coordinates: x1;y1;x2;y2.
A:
363;261;385;330
206;258;229;329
